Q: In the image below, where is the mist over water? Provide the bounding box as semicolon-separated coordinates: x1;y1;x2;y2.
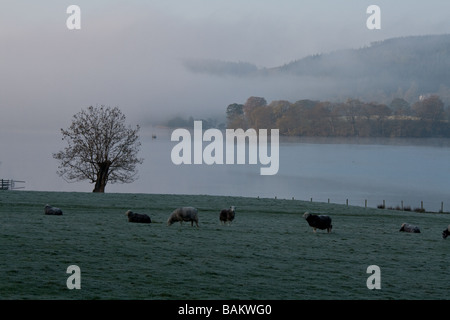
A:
98;127;450;212
2;126;449;212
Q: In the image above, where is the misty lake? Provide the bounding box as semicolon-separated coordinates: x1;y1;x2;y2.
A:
1;126;450;212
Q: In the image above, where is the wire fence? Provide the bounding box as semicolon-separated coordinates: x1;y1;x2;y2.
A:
268;195;449;213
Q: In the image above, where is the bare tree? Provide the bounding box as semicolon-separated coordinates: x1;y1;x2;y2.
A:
53;105;143;193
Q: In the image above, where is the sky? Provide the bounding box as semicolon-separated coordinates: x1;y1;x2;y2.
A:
1;0;450;193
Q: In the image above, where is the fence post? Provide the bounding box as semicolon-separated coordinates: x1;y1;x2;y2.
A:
401;200;404;211
441;202;444;213
421;201;423;210
0;179;9;190
346;199;348;206
365;199;367;208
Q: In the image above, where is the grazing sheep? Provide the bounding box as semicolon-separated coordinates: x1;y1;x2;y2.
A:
220;206;236;224
125;210;151;223
442;225;450;239
399;223;421;233
44;204;63;215
167;207;199;227
303;212;332;233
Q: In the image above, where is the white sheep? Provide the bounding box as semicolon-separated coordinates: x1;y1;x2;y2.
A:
167;207;199;227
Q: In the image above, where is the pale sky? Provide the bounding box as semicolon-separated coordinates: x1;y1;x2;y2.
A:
1;1;450;128
1;0;450;192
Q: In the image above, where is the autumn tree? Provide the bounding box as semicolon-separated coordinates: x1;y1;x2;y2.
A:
411;95;446;136
243;96;267;128
53;105;143;193
243;96;267;114
269;100;291;121
390;98;411;116
307;102;333;136
335;99;364;136
226;103;245;129
276;105;302;136
412;95;445;121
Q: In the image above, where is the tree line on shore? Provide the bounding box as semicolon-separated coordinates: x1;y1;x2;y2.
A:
226;95;450;138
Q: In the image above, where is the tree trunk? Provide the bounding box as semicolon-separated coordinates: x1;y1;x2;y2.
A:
93;161;111;193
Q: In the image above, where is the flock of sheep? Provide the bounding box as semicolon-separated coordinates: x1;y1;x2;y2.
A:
45;204;236;226
302;211;450;239
45;204;450;238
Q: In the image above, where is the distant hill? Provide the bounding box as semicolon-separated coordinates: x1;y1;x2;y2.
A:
183;34;450;104
182;58;258;77
270;34;450;96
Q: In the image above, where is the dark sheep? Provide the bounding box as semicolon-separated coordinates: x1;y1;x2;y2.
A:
167;207;199;227
399;223;421;233
303;212;332;233
220;206;236;224
125;210;151;223
45;204;63;215
442;225;450;239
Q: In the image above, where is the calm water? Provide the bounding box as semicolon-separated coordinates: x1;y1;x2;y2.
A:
1;127;450;212
123;127;450;212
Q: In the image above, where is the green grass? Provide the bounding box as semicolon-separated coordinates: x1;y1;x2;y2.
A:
1;190;449;300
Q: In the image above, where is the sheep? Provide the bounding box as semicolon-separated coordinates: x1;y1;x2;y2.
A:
399;223;421;233
125;210;151;223
167;207;199;227
44;204;63;215
442;225;450;239
303;212;332;233
220;206;236;225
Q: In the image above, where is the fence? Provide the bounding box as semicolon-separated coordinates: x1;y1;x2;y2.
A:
0;179;25;190
274;196;448;214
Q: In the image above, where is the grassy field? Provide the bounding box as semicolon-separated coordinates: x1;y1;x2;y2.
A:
1;190;449;300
